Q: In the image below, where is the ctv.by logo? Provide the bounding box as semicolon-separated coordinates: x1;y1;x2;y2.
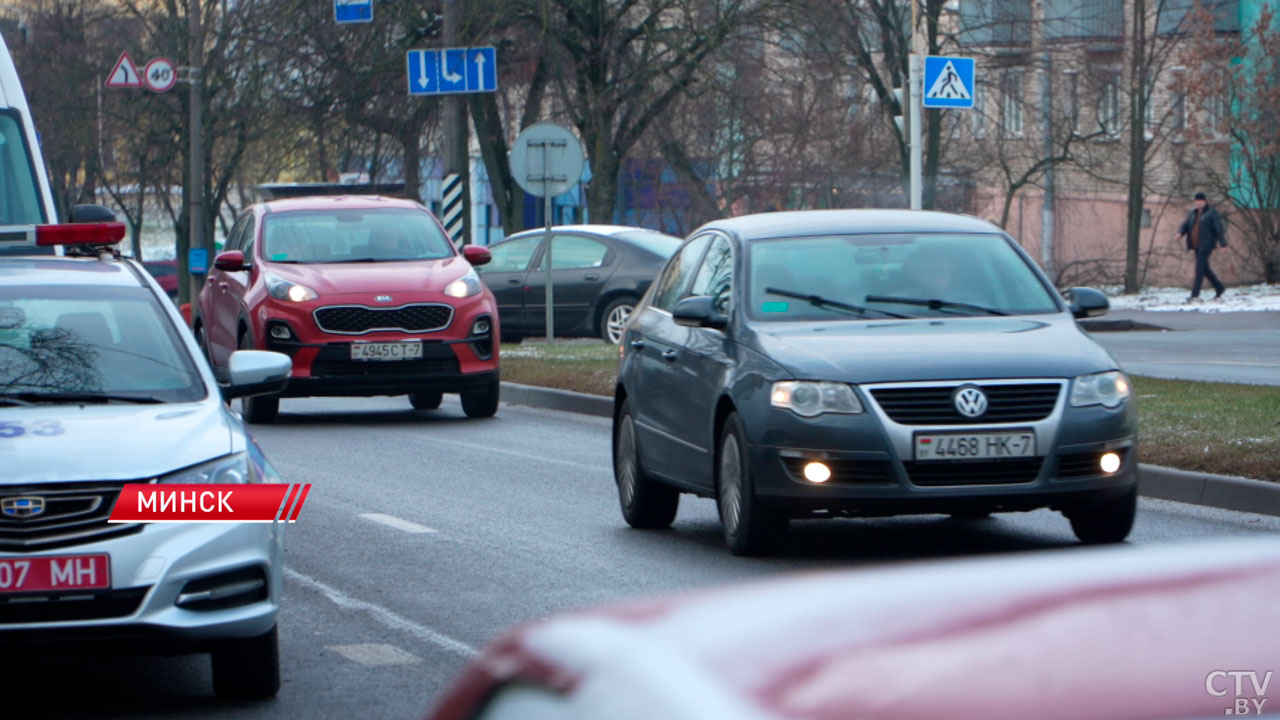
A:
1206;670;1272;716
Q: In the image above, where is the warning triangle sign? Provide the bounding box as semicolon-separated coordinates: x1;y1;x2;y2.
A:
106;51;143;88
925;60;970;101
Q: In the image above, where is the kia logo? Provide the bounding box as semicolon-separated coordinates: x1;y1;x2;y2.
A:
953;386;988;418
375;295;393;303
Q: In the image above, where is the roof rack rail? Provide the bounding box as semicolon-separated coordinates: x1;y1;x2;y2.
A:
255;183;408;201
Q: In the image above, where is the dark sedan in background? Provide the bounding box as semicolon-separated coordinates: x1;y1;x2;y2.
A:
479;225;680;343
613;210;1136;555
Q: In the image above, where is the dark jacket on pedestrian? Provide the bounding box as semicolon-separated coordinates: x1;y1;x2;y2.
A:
1179;205;1227;252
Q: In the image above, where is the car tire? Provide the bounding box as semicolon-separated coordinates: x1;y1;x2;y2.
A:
460;380;499;418
613;399;678;529
194;323;212;364
717;412;787;556
1067;487;1137;544
409;391;444;410
238;332;280;424
211;625;280;702
600;297;637;345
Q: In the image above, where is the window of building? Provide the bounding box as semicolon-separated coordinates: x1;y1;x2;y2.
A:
1064;71;1080;134
1097;73;1121;135
972;82;986;138
1000;72;1024;138
1170;69;1187;135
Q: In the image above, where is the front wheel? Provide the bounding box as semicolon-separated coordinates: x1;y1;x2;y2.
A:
460;380;499;418
238;333;279;424
717;413;787;556
409;391;443;410
614;400;678;528
1066;487;1137;544
211;625;280;701
599;297;637;345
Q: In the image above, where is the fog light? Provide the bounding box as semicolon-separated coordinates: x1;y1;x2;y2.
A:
472;318;491;335
803;461;832;483
270;325;291;340
1100;452;1122;474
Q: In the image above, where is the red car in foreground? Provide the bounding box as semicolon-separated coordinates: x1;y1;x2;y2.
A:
427;539;1279;720
194;195;498;423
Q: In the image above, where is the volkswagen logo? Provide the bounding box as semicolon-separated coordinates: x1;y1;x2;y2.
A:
953;386;989;418
375;295;393;303
1;496;45;519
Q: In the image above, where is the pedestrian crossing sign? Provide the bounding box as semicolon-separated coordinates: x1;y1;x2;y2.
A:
923;56;975;109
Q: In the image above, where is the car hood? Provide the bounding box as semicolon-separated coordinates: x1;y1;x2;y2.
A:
263;257;470;295
750;315;1118;383
0;401;235;484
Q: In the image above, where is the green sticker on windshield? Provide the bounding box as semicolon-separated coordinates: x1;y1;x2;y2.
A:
271;253;289;261
762;301;790;313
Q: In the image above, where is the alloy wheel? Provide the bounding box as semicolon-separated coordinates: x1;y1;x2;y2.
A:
606;304;633;345
719;434;743;536
616;414;638;508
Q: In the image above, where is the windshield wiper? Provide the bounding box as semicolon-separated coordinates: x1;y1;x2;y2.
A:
864;295;1008;316
0;391;166;405
765;288;910;319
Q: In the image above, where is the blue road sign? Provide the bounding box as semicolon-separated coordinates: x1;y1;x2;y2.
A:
188;248;209;275
334;0;372;24
923;56;975;109
406;46;499;96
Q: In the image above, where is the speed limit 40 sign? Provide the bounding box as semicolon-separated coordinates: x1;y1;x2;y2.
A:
143;57;177;93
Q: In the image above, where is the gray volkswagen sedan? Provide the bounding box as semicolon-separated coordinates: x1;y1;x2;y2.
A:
613;210;1137;555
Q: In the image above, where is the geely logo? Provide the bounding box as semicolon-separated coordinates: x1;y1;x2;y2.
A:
1;496;45;519
953;386;989;418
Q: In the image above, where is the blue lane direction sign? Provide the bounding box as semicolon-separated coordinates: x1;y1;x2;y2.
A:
923;56;975;109
335;0;372;24
406;46;499;96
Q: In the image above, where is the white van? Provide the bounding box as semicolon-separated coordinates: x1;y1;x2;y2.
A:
0;33;64;255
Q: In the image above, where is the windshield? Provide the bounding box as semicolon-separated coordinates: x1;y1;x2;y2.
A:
262;208;455;264
615;231;681;258
0;285;205;402
747;233;1061;321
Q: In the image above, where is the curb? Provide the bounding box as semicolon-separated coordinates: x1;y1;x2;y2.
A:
500;382;1280;518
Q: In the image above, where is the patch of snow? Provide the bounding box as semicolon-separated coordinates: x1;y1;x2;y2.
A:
1105;284;1280;313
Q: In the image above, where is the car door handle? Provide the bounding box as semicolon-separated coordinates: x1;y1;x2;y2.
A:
662;349;678;362
218;282;228;289
507;277;522;284
630;339;645;350
583;274;599;281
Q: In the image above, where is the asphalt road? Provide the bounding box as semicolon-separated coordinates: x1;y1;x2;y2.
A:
9;397;1280;719
1092;310;1280;385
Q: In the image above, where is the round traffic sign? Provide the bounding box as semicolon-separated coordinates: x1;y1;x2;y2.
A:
143;57;177;93
509;123;585;198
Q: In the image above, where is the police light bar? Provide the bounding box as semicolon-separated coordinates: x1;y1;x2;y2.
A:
35;222;127;247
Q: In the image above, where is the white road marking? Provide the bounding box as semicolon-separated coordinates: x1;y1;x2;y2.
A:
285;568;478;659
359;513;438;534
327;643;422;666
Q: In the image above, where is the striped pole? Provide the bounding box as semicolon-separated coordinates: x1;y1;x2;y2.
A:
441;172;465;245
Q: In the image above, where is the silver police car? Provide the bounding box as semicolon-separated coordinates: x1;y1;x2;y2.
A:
0;225;293;700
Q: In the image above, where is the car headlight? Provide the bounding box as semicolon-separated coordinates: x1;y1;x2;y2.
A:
1070;371;1131;409
771;381;864;417
265;272;317;302
157;453;261;484
444;269;482;299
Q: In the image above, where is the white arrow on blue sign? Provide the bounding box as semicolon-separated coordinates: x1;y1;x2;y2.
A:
923;56;975;109
334;0;372;24
407;46;498;96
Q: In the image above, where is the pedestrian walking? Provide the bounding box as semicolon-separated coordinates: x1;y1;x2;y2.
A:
1176;192;1227;302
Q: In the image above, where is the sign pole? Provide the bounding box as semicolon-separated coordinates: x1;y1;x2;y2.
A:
544;142;554;342
187;0;206;304
908;0;923;211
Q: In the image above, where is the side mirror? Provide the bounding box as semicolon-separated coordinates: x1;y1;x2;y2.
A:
69;204;117;224
1064;287;1109;319
673;295;728;330
463;245;492;267
214;250;246;272
221;350;291;400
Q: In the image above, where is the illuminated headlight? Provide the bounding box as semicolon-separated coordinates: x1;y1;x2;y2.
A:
1070;371;1131;409
265;272;317;303
157;453;260;484
771;381;863;417
445;269;482;299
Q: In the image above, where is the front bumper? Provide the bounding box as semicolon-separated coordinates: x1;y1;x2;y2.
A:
0;521;283;650
747;383;1139;517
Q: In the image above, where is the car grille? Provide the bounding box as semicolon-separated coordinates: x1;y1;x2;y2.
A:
782;458;891;484
0;483;141;552
0;587;149;624
310;342;461;379
870;383;1062;425
313;304;453;334
904;458;1044;486
1057;449;1128;479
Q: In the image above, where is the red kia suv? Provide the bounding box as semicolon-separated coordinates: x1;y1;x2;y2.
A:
194;195;499;423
